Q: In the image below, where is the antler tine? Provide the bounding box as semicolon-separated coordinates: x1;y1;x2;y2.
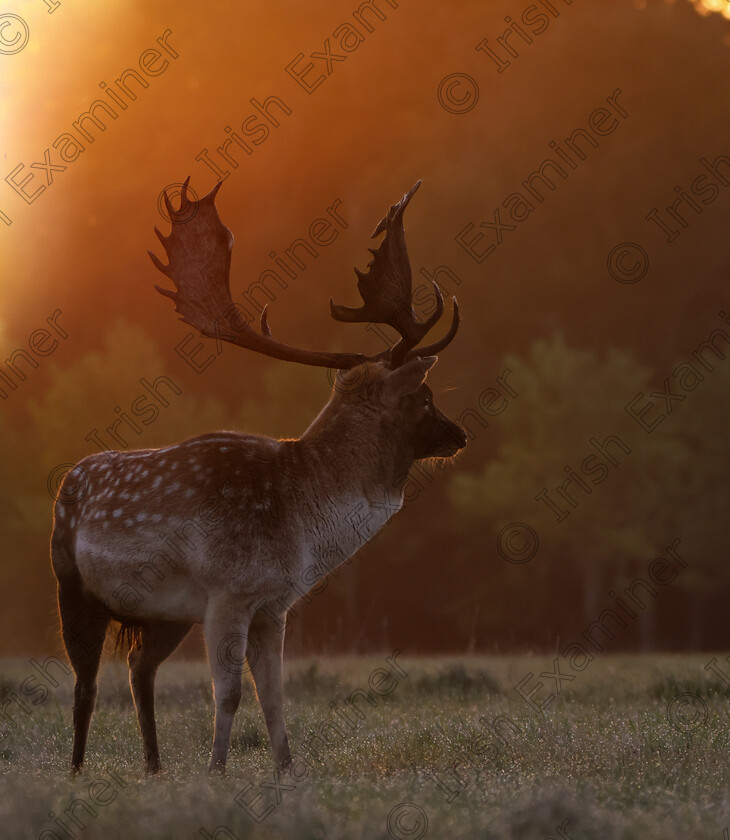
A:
148;248;169;277
404;298;460;361
162;189;176;222
179;175;190;206
161;175;192;223
417;281;445;336
388;281;445;368
331;180;459;367
371;179;421;238
260;305;272;337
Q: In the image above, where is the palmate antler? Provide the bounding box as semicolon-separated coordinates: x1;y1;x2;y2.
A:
148;177;459;369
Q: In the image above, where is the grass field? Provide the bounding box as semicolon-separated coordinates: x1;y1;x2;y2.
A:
0;653;728;839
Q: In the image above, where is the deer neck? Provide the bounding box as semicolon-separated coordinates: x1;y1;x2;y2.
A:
294;402;412;539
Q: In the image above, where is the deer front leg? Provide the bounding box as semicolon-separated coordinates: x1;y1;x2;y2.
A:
204;598;251;773
248;608;292;768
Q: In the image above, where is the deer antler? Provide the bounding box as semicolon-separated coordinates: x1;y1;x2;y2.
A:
331;180;459;367
149;178;459;369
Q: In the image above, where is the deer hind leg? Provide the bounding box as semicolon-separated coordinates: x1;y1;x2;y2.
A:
248;608;292;767
57;576;108;773
127;620;192;774
204;599;252;773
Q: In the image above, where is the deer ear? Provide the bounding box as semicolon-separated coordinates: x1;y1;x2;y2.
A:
383;356;437;404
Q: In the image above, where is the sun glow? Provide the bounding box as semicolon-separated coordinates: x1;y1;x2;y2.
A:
690;0;730;19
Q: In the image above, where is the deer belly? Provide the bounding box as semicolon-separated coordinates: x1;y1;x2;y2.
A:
74;530;207;622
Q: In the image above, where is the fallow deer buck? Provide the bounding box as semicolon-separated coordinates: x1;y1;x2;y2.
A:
51;178;466;774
